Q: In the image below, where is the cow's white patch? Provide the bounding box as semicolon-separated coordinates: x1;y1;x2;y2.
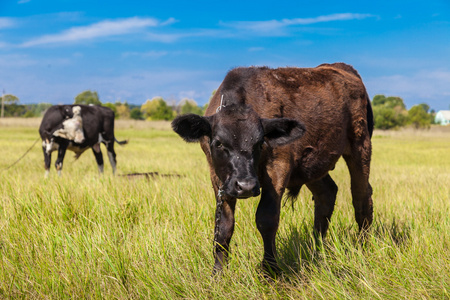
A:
53;106;85;143
44;139;59;154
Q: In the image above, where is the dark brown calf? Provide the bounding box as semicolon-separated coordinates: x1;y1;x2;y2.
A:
172;63;374;274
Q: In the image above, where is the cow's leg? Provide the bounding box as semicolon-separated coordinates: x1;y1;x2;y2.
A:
213;196;236;274
105;142;117;174
306;174;338;236
343;137;373;232
55;142;68;177
92;144;104;174
42;146;52;178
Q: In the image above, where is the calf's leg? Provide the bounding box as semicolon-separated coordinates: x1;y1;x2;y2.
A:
343;137;373;232
306;174;338;236
255;186;282;274
213;197;236;274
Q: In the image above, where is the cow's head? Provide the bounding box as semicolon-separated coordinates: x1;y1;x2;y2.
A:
61;105;74;119
172;104;305;199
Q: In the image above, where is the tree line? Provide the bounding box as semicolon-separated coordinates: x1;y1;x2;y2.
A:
371;95;436;129
0;90;209;120
0;90;440;129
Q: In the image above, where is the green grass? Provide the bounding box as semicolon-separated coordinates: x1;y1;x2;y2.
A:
0;119;449;299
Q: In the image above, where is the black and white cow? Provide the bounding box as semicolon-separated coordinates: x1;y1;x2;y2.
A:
39;105;127;177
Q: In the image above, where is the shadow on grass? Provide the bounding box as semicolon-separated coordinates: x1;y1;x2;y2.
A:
275;218;412;277
276;222;323;276
119;172;184;179
370;218;412;246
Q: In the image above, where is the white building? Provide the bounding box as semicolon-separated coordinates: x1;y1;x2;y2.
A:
435;110;450;125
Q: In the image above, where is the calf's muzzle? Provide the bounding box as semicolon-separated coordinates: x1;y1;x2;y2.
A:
231;177;260;198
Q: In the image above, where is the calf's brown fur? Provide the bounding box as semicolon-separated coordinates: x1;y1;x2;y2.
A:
172;63;374;274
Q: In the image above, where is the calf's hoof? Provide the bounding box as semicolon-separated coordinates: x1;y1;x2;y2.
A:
211;261;225;277
261;259;281;278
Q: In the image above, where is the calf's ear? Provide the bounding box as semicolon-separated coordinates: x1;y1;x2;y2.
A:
171;114;212;142
261;118;306;147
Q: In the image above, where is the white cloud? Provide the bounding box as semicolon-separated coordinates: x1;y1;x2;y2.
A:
0;54;37;67
222;13;375;35
160;17;177;26
145;32;184;43
284;13;375;25
248;47;264;52
144;28;227;43
0;17;15;29
122;51;168;58
21;17;173;47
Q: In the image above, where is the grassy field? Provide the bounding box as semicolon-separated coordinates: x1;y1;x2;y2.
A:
0;118;449;299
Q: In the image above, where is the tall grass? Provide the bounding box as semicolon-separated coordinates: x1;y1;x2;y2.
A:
0;121;449;299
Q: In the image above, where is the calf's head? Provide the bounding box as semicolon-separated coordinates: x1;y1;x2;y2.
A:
172;105;305;199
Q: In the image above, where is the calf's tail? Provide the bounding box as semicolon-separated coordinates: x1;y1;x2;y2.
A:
366;94;374;138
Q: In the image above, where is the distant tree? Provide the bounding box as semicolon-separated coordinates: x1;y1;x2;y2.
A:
1;101;52;118
115;101;130;119
179;98;203;115
32;103;52;116
130;107;143;120
372;95;408;129
152;100;175;120
141;97;163;119
141;97;175;120
373;106;406;129
74;90;101;105
372;94;386;106
23;110;35;118
418;103;430;113
4;103;27;117
373;95;406;109
1;94;19;105
407;105;432;129
1;94;19;117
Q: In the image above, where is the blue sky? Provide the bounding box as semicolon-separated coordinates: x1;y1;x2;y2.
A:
0;0;449;110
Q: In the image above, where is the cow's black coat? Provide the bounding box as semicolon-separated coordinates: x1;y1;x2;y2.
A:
39;105;127;176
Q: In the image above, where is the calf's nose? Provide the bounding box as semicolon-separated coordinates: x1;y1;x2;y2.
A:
235;178;260;198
